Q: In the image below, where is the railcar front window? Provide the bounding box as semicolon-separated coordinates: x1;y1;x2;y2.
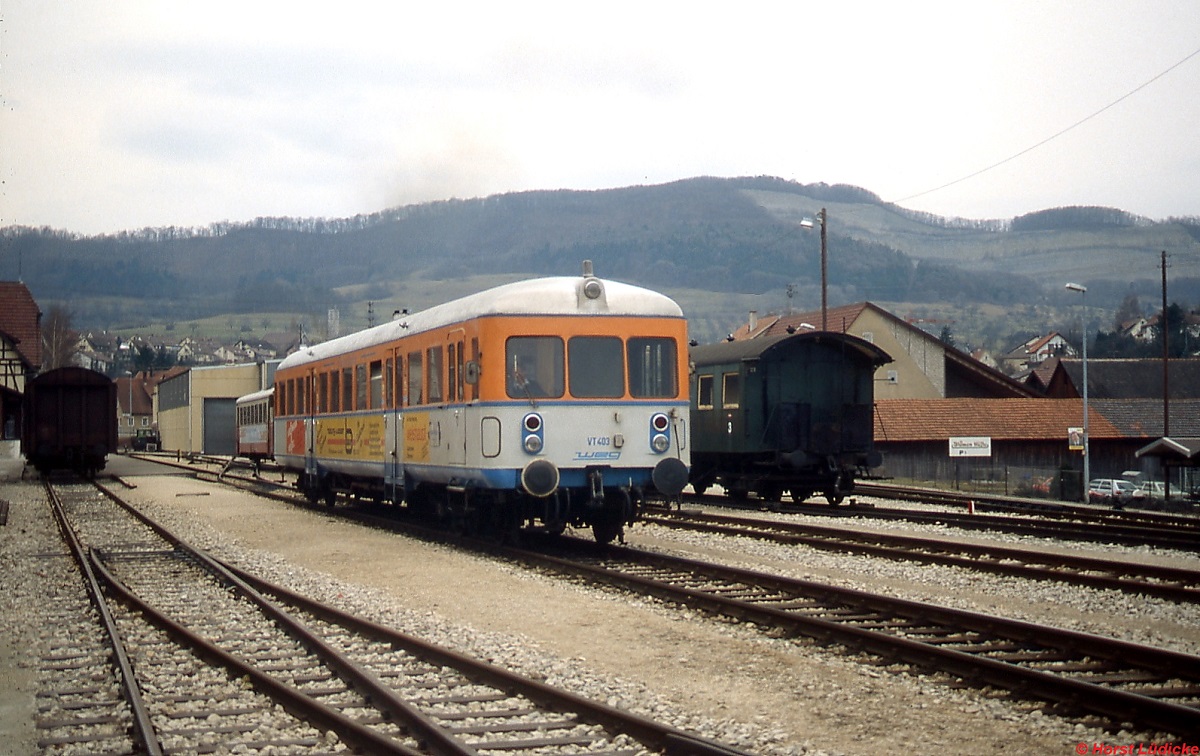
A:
627;337;677;398
568;336;623;398
505;336;564;399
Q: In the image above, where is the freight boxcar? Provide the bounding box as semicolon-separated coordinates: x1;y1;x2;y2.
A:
23;367;118;476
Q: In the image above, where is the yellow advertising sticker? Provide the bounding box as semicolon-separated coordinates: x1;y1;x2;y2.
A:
403;412;429;462
315;416;386;461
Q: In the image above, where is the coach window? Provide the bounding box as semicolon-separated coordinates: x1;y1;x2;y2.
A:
407;351;423;405
627;337;677;398
568;336;623;398
330;370;341;412
506;336;564;399
447;343;458;401
283;380;292;416
316;373;327;414
697;375;714;410
297;378;306;415
427;346;443;403
722;372;741;409
342;367;354;411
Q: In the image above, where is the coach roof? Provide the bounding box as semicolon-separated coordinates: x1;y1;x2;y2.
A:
279;275;684;371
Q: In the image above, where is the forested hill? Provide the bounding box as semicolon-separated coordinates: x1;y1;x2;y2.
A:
2;176;1198;337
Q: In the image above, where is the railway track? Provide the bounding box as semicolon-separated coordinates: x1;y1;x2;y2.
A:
642;509;1200;603
133;455;1200;735
689;490;1200;552
507;538;1200;739
42;477;749;755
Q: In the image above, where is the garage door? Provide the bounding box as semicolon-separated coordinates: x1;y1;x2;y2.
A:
203;397;236;455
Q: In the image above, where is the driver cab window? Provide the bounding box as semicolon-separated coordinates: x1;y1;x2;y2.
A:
505;336;564;398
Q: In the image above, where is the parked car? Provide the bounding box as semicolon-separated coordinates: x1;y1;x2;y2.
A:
1087;478;1136;507
1134;480;1166;502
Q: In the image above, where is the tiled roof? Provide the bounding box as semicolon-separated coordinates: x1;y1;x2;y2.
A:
874;398;1122;442
0;281;42;369
753;303;869;337
1057;359;1200;400
1092;398;1200;438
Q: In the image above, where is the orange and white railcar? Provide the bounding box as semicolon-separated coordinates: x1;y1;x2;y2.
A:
235;387;274;466
270;263;689;542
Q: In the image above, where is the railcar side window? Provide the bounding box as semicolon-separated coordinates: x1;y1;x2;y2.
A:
407;351;423;405
722;372;741;409
355;365;367;410
506;336;564;399
697;375;714;410
316;373;328;414
369;361;382;409
427;347;443;403
341;368;353;411
384;358;394;408
297;380;306;415
627;337;677;398
568;336;623;398
330;371;340;413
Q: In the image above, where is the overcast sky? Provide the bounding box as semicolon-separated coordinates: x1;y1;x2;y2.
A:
3;1;1199;236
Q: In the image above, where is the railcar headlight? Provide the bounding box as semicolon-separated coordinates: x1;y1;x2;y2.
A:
522;412;545;455
651;433;670;453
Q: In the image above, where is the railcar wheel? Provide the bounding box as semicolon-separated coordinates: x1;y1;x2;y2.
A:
824;491;845;506
758;486;782;503
789;489;812;503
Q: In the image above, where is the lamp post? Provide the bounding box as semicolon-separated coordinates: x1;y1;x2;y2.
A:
1065;283;1089;501
800;208;828;330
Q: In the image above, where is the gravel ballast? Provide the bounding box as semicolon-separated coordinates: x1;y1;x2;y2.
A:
3;474;1196;754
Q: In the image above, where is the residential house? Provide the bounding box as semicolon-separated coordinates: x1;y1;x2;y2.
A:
0;282;41;452
1000;332;1075;375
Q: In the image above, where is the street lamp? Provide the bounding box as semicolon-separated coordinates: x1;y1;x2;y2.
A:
800;208;828;330
1065;283;1089;501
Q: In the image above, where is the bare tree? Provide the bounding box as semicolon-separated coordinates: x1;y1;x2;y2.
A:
42;305;78;370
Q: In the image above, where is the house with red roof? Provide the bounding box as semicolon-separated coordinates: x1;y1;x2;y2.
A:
0;282;42;441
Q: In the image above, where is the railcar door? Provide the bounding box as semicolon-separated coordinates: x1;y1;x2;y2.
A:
387;353;405;498
446;331;467;466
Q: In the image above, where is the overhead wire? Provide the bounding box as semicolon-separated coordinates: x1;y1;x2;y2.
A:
891;43;1200;207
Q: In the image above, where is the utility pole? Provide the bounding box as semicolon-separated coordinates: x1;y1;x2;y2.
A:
1162;250;1170;438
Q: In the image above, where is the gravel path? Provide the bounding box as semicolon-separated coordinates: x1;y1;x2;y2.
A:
4;475;1196;754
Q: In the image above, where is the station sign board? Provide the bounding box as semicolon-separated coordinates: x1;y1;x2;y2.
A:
949;436;992;458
